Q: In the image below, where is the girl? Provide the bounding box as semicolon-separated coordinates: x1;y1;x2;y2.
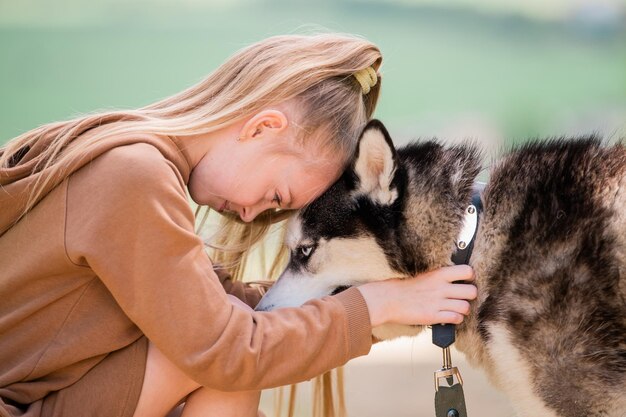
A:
0;33;477;417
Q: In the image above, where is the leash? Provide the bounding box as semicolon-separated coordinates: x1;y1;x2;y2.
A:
432;184;484;417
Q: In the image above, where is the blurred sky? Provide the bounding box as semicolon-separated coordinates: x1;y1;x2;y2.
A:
1;0;625;149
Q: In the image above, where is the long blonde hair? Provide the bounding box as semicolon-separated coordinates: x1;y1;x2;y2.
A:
1;32;382;417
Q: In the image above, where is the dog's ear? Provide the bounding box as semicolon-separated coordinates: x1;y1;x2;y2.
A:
351;120;398;205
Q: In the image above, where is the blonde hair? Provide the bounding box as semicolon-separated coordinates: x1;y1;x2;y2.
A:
1;32;382;417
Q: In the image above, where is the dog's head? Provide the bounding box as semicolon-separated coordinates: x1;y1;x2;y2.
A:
255;120;480;313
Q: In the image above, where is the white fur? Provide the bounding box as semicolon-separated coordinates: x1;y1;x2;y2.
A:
255;269;337;310
258;232;422;339
486;324;559;417
257;236;404;313
317;237;399;283
285;215;304;248
371;323;423;340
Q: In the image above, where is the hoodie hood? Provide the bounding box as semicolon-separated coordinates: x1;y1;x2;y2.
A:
0;126;192;236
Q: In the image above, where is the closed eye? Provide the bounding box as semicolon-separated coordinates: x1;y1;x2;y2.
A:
272;192;282;207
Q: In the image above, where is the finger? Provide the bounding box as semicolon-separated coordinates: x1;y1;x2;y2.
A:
442;299;471;316
448;264;474;282
425;265;474;282
435;311;465;325
446;283;478;300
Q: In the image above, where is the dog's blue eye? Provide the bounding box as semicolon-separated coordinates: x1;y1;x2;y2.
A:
301;246;312;257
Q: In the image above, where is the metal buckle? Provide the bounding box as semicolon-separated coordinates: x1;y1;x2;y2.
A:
456;204;477;250
434;366;464;391
434;347;463;391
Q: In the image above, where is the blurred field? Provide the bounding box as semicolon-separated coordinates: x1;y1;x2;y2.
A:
1;0;625;147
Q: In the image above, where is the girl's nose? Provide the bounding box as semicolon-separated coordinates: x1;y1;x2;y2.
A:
240;201;273;223
239;207;255;223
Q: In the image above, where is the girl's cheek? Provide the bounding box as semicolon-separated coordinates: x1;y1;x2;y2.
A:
190;160;225;194
188;173;219;206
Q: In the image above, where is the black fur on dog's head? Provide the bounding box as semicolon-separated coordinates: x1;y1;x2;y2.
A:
256;119;481;312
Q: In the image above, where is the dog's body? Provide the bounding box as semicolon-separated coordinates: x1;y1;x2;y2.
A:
256;120;626;417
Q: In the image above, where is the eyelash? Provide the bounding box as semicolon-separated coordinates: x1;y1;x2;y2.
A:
272;192;282;207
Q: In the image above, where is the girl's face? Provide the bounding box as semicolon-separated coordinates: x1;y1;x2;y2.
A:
186;108;344;222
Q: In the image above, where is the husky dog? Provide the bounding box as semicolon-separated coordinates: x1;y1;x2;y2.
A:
256;120;626;417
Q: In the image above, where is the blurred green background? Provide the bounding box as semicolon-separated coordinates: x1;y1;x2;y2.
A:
2;0;625;149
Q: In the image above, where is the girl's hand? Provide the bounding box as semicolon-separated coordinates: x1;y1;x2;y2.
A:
357;265;477;328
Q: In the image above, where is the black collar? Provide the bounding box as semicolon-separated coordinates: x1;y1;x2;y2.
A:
451;183;484;266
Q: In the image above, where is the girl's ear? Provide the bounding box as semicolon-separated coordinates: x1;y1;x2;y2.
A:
239;110;289;141
350;119;398;205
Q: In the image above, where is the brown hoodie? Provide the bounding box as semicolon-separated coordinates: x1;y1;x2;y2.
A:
0;127;372;417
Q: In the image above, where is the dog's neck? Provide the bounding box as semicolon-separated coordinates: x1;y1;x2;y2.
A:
391;142;482;275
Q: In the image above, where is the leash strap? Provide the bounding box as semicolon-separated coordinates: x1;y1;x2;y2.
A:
431;184;484;417
435;383;468;417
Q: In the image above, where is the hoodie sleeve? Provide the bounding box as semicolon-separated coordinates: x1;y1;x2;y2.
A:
64;143;372;391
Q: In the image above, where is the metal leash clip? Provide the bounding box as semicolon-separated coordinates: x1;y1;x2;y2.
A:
434;346;464;391
432;324;468;417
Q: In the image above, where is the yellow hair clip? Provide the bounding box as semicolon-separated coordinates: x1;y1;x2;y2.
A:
353;66;378;95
